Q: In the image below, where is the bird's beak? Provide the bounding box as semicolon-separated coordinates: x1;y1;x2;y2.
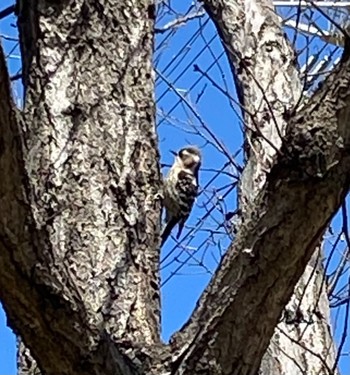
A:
170;150;177;156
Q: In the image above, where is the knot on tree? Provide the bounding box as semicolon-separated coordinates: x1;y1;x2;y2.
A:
278;116;343;180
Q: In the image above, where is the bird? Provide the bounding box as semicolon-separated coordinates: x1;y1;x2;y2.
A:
161;146;202;246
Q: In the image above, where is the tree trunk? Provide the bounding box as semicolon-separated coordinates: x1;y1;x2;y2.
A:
261;249;338;375
0;0;348;374
200;0;339;374
2;1;162;374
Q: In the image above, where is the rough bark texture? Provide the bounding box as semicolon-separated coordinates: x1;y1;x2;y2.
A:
202;0;301;207
17;340;40;375
261;249;337;375
19;0;161;346
2;0;162;374
0;0;348;375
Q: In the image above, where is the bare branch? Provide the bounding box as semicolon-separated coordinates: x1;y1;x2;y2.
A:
155;9;206;33
0;4;15;20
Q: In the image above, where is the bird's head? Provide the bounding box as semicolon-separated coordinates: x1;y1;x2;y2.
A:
171;146;202;174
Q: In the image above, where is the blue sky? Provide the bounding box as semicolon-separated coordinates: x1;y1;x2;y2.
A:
0;0;349;374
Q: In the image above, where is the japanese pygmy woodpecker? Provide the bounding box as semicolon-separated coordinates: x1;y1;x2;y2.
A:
161;146;201;246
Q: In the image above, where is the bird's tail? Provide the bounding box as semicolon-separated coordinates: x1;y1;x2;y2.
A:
160;217;178;247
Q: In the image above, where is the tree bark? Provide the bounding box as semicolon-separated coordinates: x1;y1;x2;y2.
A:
0;0;348;375
261;249;338;375
2;0;162;374
17;340;40;375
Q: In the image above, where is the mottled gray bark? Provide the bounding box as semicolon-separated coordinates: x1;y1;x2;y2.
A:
19;0;161;346
259;248;337;375
2;0;162;374
0;0;348;375
17;341;40;375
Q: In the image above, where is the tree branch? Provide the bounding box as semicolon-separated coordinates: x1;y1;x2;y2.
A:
170;59;350;370
169;0;350;373
0;4;15;20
